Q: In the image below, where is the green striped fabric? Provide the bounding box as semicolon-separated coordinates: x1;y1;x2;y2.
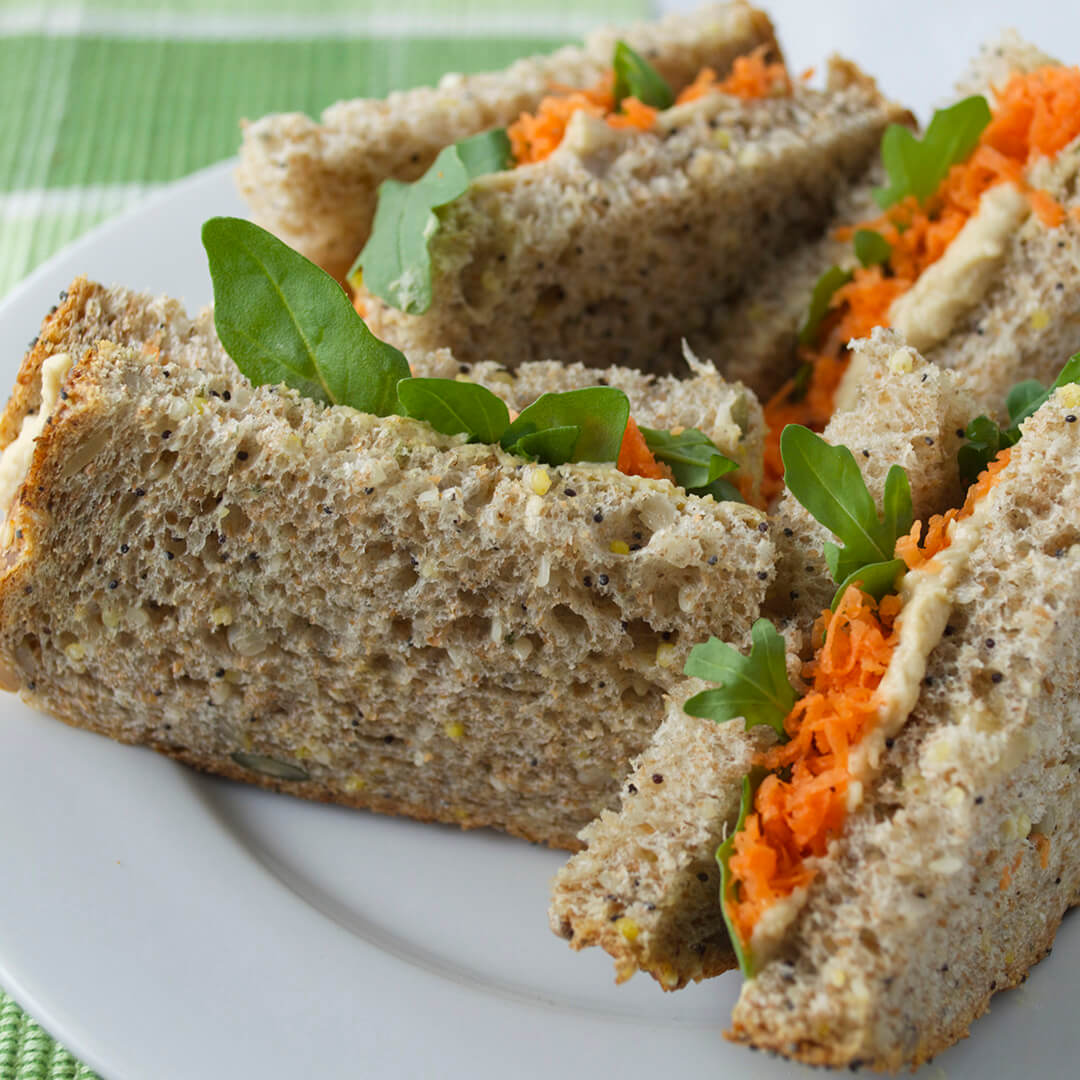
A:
0;0;647;300
0;2;647;1075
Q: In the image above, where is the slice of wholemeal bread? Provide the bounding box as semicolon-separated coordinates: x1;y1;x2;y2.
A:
0;279;772;850
237;2;779;281
356;56;904;375
548;331;977;984
730;386;1080;1069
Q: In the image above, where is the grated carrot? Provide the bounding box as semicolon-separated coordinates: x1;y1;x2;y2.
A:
726;585;898;943
896;448;1012;571
762;65;1080;496
674;45;790;104
508;47;790;165
616;416;673;480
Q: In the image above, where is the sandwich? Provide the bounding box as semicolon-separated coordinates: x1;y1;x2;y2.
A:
237;2;780;280
758;33;1080;492
0;219;773;851
550;330;977;984
552;331;1080;1069
346;45;901;375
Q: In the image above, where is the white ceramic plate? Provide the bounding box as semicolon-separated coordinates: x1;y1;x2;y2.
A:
0;161;1078;1080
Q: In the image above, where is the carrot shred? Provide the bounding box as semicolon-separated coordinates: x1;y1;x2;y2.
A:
897;449;1012;570
1032;832;1051;870
616;416;673;480
508;47;791;165
761;65;1080;497
674;45;790;104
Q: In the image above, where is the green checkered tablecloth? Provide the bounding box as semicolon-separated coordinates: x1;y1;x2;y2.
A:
0;1;646;1076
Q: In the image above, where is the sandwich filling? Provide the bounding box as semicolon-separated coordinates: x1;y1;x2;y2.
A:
762;63;1080;497
688;352;1080;973
508;45;790;165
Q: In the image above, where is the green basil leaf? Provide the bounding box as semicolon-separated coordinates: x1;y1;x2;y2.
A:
396;378;510;443
798;266;853;346
1010;352;1080;428
831;558;906;609
501;387;630;465
854;228;892;268
351;129;513;314
506;426;580;465
716;770;766;979
639;426;738;491
873;96;992;209
202;216;410;416
780;424;912;586
612;40;674;112
683;619;795;738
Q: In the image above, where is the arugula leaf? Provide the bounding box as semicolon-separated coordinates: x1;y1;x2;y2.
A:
351;128;513;314
507;426;581;465
612;40;674;112
640;426;738;490
831;558;906;609
202;216;410;416
780;424;913;585
798;266;853;346
501;387;630;465
716;770;766;978
396;378;510;443
882;464;914;543
683;619;795;738
957;353;1080;484
873;96;991;209
854;228;892;268
957;414;1016;486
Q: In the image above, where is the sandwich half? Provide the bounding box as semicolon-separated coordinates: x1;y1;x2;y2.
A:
555;333;1080;1067
761;34;1080;492
237;2;779;280
0;237;771;850
549;330;976;984
349;50;902;376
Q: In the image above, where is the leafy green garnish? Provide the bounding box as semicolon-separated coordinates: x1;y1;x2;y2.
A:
716;770;765;978
640;426;738;488
350;128;513;314
958;352;1080;484
853;228;892;268
203;217;410;416
683;619;795;738
612;40;674;112
798;266;853;346
396;378;510;443
501;387;630;465
873;96;992;209
831;558;906;609
780;424;913;586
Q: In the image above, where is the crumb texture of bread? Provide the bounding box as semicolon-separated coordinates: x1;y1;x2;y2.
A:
0;280;774;850
357;57;903;376
236;2;778;280
769;328;977;643
549;699;775;988
730;393;1080;1069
